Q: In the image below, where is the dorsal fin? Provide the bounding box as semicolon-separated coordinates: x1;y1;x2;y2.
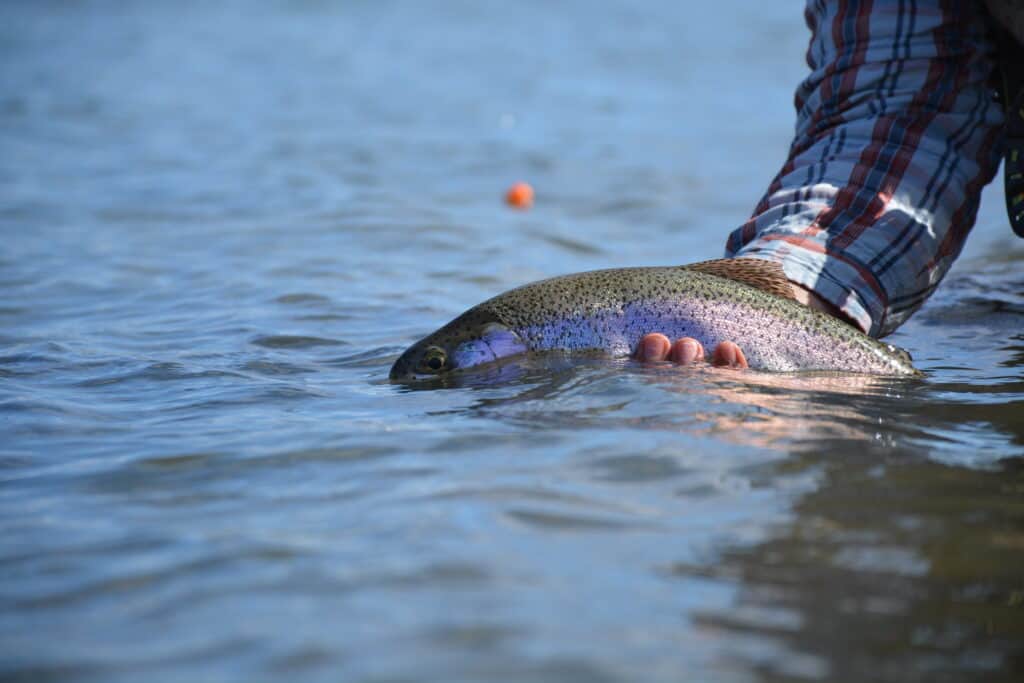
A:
683;257;797;301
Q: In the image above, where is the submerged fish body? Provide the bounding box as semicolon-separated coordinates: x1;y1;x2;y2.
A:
389;261;920;379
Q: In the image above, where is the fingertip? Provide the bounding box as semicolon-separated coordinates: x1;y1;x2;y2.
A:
711;341;749;369
637;333;671;361
669;337;705;365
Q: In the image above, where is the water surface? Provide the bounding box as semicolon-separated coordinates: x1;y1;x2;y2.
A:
2;1;1023;681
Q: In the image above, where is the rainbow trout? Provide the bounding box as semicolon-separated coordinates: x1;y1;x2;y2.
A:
389;258;919;379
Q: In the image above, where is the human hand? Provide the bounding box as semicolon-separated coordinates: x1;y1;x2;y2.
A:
635;333;749;368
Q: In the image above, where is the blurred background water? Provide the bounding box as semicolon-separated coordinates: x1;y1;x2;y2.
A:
2;1;1023;681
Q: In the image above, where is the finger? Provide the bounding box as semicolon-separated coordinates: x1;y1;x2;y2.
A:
636;333;671;361
668;337;705;364
711;341;749;369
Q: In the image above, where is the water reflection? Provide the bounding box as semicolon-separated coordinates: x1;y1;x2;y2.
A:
391;318;1024;461
660;369;922;451
395;355;931;452
674;451;1024;681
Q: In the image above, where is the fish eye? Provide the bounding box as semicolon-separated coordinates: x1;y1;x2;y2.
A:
418;346;447;373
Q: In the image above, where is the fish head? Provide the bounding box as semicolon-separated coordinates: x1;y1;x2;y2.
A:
389;313;528;380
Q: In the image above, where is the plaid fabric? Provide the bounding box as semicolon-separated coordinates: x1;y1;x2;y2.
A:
726;0;1005;337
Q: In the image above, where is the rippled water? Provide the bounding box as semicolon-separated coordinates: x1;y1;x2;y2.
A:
3;2;1023;681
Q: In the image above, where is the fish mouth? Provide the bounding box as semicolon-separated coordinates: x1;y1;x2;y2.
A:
387;358;409;381
388;346;425;381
